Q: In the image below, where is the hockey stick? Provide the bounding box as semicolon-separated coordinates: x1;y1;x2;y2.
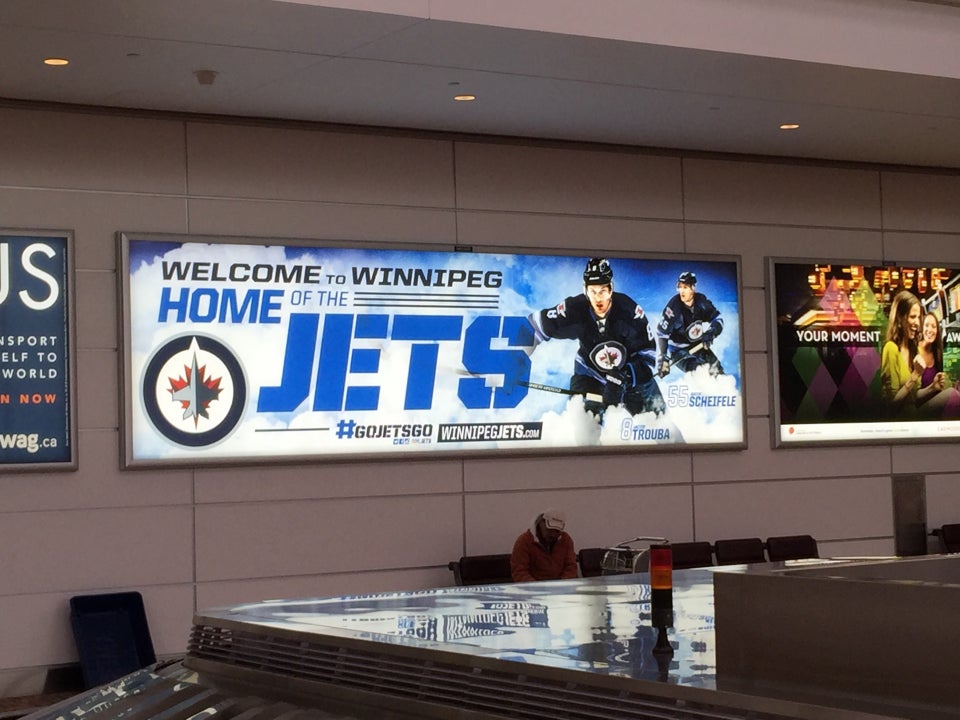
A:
519;380;602;403
659;340;706;376
671;340;704;360
449;365;605;403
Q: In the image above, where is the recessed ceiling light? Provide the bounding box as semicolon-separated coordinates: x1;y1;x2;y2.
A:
780;123;800;130
43;57;69;66
453;94;476;102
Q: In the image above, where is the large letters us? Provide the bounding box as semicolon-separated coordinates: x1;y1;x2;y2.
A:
0;235;71;466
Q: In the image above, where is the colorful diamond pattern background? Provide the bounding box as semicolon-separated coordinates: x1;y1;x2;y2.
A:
780;278;886;423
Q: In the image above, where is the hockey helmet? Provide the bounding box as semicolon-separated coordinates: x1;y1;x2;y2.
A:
677;271;697;287
583;258;613;286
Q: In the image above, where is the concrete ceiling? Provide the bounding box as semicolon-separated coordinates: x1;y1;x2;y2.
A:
2;0;960;169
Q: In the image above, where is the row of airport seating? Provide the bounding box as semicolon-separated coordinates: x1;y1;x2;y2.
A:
576;534;820;577
448;534;819;586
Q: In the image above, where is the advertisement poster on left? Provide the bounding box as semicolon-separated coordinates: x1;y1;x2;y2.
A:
0;233;74;468
122;236;743;465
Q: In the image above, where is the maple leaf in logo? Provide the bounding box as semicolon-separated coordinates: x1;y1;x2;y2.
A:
168;351;222;427
597;346;622;368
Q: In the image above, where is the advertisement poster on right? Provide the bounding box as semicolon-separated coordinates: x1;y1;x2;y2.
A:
770;259;960;446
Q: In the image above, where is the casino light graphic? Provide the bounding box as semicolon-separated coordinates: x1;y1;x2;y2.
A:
141;334;246;447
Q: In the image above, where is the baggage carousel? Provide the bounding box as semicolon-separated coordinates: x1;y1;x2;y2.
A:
22;560;960;720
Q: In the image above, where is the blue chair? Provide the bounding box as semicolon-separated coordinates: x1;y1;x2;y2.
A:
70;592;156;688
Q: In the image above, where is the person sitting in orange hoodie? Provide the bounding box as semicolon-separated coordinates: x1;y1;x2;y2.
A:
510;508;578;581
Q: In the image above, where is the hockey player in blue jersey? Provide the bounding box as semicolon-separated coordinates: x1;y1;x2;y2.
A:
655;271;724;377
528;258;666;416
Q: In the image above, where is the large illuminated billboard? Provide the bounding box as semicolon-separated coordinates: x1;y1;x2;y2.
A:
120;234;744;466
770;258;960;446
0;230;76;470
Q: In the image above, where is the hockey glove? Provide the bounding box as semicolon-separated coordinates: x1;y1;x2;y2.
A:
602;367;629;406
697;321;715;349
656;356;670;378
601;383;623;407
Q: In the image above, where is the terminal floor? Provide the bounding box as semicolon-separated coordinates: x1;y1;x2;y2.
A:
0;694;75;719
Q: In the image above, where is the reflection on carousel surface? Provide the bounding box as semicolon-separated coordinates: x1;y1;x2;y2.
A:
225;575;704;682
22;561;950;720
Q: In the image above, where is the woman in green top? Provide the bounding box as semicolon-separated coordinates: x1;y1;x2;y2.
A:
879;290;922;416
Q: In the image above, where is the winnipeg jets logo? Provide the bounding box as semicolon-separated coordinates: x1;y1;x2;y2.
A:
589;341;627;371
142;335;246;448
633;305;644;319
168;351;222;426
686;321;705;341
